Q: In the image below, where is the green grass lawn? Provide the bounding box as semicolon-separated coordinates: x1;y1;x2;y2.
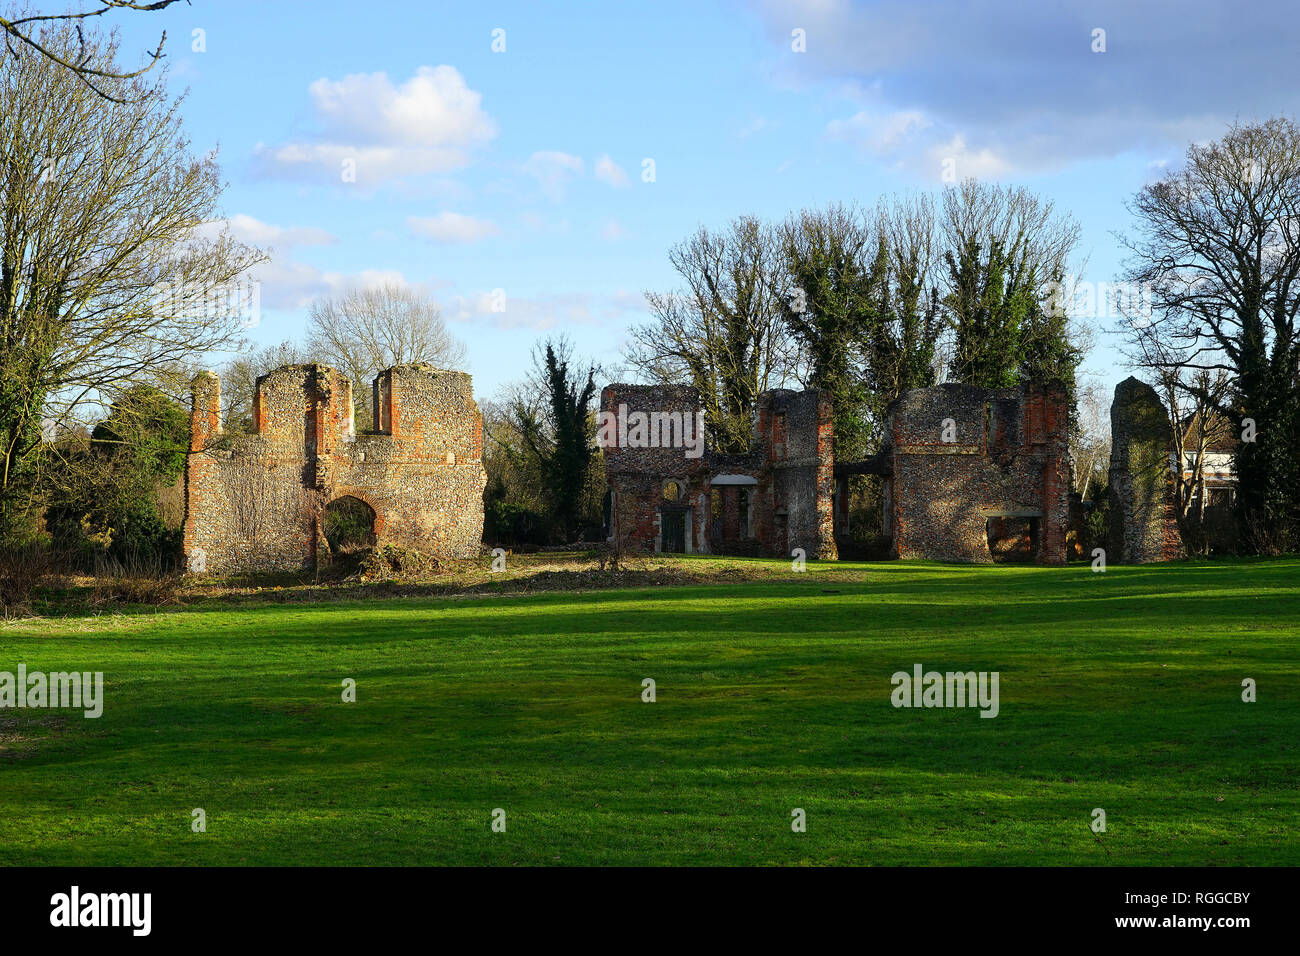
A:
2;558;1297;866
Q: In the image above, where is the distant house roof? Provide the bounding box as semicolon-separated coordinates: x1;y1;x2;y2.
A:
1179;411;1238;454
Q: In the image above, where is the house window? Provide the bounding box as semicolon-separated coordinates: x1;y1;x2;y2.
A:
663;480;681;502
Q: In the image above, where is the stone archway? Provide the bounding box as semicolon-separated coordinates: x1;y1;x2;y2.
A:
322;495;378;556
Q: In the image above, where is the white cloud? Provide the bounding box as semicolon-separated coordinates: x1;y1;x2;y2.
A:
926;135;1009;182
197;216;408;310
522;150;584;199
601;220;627;241
253;65;496;186
594;154;630;188
407;212;501;243
825;106;1011;181
827;109;932;155
209;214;337;248
309;66;495;147
245;258;412;311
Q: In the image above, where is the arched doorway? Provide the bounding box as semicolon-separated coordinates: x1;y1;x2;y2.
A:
323;495;377;555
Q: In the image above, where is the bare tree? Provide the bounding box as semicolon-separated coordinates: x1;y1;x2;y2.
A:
940;180;1081;281
1126;328;1233;519
306;283;466;430
1069;380;1111;499
625;217;798;452
219;339;309;432
873;193;946;405
0;24;264;538
1;1;182;103
497;336;602;542
481;394;548;514
1118;117;1300;539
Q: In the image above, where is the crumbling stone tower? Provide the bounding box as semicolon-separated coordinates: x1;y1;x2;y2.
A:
881;382;1072;564
183;363;485;573
1107;377;1181;563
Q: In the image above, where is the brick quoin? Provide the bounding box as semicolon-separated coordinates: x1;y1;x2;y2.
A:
183;363;486;573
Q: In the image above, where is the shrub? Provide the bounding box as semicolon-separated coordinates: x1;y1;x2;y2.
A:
1175;505;1245;557
90;553;182;606
0;544;54;619
356;545;440;580
1081;497;1109;557
484;500;551;548
323;497;375;553
1242;510;1294;557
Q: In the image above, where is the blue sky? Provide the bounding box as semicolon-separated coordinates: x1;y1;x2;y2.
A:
105;0;1299;403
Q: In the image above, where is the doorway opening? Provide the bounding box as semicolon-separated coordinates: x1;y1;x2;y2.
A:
323;495;377;555
985;515;1040;563
661;508;687;553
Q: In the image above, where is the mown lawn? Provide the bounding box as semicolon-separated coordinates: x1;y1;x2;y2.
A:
1;558;1297;866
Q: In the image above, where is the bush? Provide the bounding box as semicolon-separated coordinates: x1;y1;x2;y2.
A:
834;533;892;561
323;497;375;553
356;545;440;580
39;386;189;570
715;539;766;558
1242;510;1294;557
0;544;55;619
1179;507;1242;556
90;553;182;606
1081;497;1109;557
484;500;551;548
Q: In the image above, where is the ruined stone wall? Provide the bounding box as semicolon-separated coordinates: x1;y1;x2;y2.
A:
184;363;485;573
1107;377;1182;563
884;383;1071;564
601;384;712;553
766;390;837;560
601;384;836;559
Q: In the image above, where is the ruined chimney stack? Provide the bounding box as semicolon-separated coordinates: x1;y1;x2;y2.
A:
189;371;222;451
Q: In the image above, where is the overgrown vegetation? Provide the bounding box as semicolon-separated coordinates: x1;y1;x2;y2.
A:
322;496;375;555
483;337;606;547
626;182;1086;462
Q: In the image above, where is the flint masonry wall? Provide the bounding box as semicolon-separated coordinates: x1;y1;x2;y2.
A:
602;384;836;559
1107;377;1182;563
884;383;1071;564
602;384;710;553
183;363;486;573
769;389;837;560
